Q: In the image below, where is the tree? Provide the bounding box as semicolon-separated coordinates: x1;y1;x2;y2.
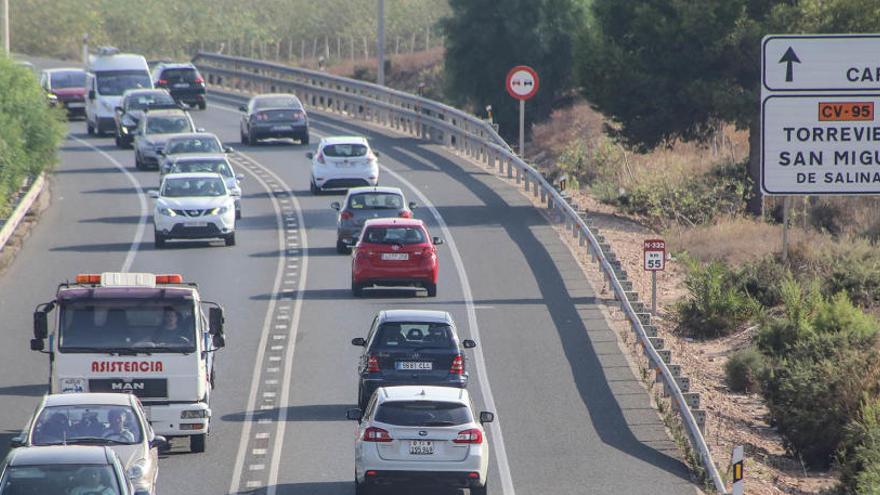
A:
442;0;584;143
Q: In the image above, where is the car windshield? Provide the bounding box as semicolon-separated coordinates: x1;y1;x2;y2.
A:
31;405;143;446
96;70;151;96
374;323;455;350
50;71;86;89
349;193;402;210
253;96;300;110
162;177;227;197
171;160;233;178
58;301;197;353
127;92;175;110
0;465;121;495
165;137;223;154
375;401;472;427
145;116;191;135
362;226;425;245
322;143;368;158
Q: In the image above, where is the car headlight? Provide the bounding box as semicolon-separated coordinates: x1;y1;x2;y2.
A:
209;206;229;215
121;126;129;134
127;459;147;481
158;207;176;217
59;378;88;393
181;410;209;419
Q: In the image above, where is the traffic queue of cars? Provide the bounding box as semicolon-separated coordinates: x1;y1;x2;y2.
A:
14;49;493;495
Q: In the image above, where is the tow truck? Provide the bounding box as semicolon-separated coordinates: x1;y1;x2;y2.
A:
30;272;226;453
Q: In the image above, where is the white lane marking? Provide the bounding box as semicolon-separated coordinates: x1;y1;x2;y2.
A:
226;153;307;495
255;433;269;440
69;136;147;272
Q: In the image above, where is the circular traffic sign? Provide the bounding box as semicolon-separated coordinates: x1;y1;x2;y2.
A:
506;65;539;100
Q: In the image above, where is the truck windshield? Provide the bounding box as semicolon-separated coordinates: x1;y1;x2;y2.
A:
58;301;197;353
96;70;151;96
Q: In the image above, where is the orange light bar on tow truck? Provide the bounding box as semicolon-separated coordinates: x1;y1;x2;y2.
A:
75;274;101;284
155;274;183;284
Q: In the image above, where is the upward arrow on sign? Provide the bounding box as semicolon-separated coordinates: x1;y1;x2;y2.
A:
779;46;801;82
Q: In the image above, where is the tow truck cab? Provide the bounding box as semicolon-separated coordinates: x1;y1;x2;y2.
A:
30;272;226;453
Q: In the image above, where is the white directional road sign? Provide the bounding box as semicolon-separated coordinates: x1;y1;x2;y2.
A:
761;34;880;195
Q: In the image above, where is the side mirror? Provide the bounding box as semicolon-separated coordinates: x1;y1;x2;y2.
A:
305;152;314;160
236;174;244;181
196;127;205;133
33;311;48;339
9;435;25;448
115;106;123;114
346;408;363;421
374;151;381;158
88;90;95;100
408;202;417;210
224;146;235;153
238;105;247;112
149;435;169;452
462;339;476;349
351;337;366;347
212;333;226;349
209;306;225;335
479;411;494;424
331;202;341;211
432;237;444;245
148;190;159;199
30;339;45;352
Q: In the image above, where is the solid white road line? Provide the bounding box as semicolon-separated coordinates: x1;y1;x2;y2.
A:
68;135;147;272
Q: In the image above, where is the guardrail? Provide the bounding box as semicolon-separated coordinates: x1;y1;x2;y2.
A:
192;51;728;494
0;174;46;252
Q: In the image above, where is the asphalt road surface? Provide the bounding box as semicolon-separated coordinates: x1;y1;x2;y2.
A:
0;56;697;495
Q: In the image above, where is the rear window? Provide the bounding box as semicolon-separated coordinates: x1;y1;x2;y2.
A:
165;137;223;154
146;115;191;134
50;70;86;89
349;193;402;210
362;226;425;245
323;143;367;158
0;465;121;495
375;401;472;427
161;68;199;82
374;322;455;350
253;96;301;109
171;160;233;177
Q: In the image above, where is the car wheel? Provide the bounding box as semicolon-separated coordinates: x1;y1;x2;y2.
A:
247;131;257;146
154;232;166;249
225;233;236;247
240;129;248;145
352;280;364;298
114;133;122;148
310;181;319;195
471;482;487;495
336;240;350;254
235;209;242;220
357;386;369;411
190;434;206;453
198;101;207;110
424;282;437;298
87;119;95;135
301;133;310;145
355;480;373;495
135;153;143;170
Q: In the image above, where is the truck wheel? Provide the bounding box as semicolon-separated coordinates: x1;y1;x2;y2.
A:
190;434;206;453
424;282;437;298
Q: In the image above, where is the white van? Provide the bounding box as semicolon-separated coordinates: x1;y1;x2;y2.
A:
85;47;153;136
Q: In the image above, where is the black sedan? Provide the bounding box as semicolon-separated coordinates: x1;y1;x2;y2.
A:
351;310;476;410
239;93;309;145
114;89;179;148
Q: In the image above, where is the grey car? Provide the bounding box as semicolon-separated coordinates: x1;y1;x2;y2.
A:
157;132;232;173
163;154;244;218
330;186;415;254
239;93;309;145
133;109;197;169
0;445;133;495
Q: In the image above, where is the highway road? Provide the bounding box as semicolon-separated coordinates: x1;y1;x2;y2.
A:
0;56;697;494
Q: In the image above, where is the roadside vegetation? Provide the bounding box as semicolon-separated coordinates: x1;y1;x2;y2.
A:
0;57;65;218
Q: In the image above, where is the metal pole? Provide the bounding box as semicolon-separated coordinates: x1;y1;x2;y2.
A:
782;196;790;262
82;33;89;66
651;271;657;315
518;99;525;156
377;0;385;86
3;0;9;57
732;445;744;495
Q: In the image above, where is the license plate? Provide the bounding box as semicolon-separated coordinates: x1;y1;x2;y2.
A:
173;83;189;88
381;253;409;261
67;102;85;108
185;221;208;227
271;125;292;131
396;361;432;370
409;440;434;455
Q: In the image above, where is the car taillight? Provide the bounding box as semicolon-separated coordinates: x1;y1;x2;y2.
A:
453;429;482;444
367;151;377;161
398;210;412;218
194;76;204;84
255;112;269;121
317;152;325;164
157;79;168;86
340;210;353;220
363;427;392;442
367;355;380;372
450;355;464;374
292;110;304;120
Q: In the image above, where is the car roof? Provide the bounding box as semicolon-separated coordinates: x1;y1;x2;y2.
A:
163;172;224;180
43;393;133;407
166;132;220;142
362;218;424;228
380;309;452;324
8;446;112;466
123;88;171;97
145;109;188;118
378;386;468;403
44;68;86;75
253;93;301;101
321;136;368;146
171;154;229;163
347;186;403;196
157;63;196;70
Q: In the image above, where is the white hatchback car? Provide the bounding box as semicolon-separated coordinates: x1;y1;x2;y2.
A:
307;136;379;194
150;172;237;248
347;386;493;495
11;393;166;495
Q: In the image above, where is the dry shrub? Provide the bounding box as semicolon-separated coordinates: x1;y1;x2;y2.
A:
667;217;780;265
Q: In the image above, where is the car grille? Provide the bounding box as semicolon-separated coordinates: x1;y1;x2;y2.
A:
89;378;168;398
170;224;222;236
173;209;207;217
323;178;370;189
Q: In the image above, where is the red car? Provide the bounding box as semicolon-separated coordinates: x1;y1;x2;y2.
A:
351;218;442;297
40;68;88;119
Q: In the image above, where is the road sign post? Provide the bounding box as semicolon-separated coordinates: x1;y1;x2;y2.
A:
643;239;665;315
732;445;744;495
506;65;539;157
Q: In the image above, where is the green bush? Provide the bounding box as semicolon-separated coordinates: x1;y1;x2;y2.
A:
724;348;764;394
734;256;789;308
823;246;880;308
756;277;822;357
837;398;880;494
0;57;65;216
675;259;760;338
